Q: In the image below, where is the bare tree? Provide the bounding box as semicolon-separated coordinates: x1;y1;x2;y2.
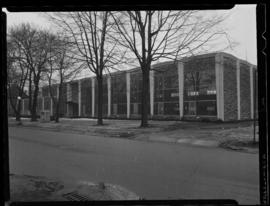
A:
45;34;82;123
9;24;54;121
7;37;29;121
48;12;123;125
111;11;232;127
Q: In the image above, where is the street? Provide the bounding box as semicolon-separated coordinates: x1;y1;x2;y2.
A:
8;127;259;204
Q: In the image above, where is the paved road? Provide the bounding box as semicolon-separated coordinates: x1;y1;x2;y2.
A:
8;127;259;204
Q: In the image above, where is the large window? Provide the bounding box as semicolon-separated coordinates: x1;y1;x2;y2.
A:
94;77;108;116
154;63;179;116
111;73;127;115
81;79;92;117
184;57;217;116
130;71;150;115
130;71;142;115
71;82;78;103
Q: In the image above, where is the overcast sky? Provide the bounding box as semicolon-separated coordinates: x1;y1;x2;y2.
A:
4;5;257;65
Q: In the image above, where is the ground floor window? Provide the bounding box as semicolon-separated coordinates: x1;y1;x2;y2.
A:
184;101;196;115
112;103;127;115
103;104;108;115
131;103;150;115
131;103;139;115
154;102;179;115
164;102;179;115
184;100;217;116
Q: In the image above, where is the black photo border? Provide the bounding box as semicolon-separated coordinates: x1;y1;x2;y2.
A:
1;1;268;206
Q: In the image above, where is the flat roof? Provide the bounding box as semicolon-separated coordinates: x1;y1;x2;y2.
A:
43;52;257;86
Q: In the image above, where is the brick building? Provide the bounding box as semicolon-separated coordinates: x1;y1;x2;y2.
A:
17;52;258;121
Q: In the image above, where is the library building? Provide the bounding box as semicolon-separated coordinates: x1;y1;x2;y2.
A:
17;52;258;121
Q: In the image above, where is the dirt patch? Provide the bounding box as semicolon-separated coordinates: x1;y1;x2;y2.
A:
10;174;140;201
162;121;255;131
219;140;259;153
162;123;192;131
220;140;258;148
93;129;136;139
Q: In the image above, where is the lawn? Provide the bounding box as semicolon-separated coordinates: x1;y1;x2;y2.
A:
8;117;258;152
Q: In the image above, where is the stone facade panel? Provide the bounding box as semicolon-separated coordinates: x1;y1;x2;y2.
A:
223;57;238;121
240;63;251;119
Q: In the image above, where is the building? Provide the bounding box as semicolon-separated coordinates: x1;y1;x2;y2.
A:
7;84;29;116
17;52;258;121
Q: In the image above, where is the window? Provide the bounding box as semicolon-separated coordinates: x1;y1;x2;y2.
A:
184;101;196;115
81;79;92;116
154;64;179;116
197;101;217;116
183;57;217;116
111;73;127;115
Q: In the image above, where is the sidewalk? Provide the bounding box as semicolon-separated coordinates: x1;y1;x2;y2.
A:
8;117;259;153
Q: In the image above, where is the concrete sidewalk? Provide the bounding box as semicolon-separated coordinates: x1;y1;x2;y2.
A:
8;117;258;153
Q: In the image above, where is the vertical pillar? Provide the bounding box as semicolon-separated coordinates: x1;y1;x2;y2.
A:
250;66;254;119
107;76;111;117
178;61;184;119
150;70;154;117
67;83;71;117
236;59;241;120
91;78;95;117
126;72;131;118
215;54;224;121
78;80;81;117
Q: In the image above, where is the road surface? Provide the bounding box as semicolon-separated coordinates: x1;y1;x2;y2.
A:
8;127;259;204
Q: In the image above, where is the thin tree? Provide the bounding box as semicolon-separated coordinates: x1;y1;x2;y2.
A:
48;12;123;125
46;34;82;123
111;11;232;127
7;38;29;121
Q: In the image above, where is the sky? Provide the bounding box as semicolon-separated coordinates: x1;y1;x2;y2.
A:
3;5;257;66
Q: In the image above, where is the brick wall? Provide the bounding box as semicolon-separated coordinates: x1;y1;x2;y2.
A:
223;57;238;121
240;63;251;119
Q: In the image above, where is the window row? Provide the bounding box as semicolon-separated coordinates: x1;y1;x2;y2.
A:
184;100;217;116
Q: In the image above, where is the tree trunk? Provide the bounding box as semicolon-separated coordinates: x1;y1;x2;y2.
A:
55;101;60;123
15;100;22;121
97;76;103;125
28;71;32;113
140;66;150;127
30;81;39;121
55;84;62;123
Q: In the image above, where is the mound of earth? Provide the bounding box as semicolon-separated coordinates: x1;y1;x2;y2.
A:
9;174;140;201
